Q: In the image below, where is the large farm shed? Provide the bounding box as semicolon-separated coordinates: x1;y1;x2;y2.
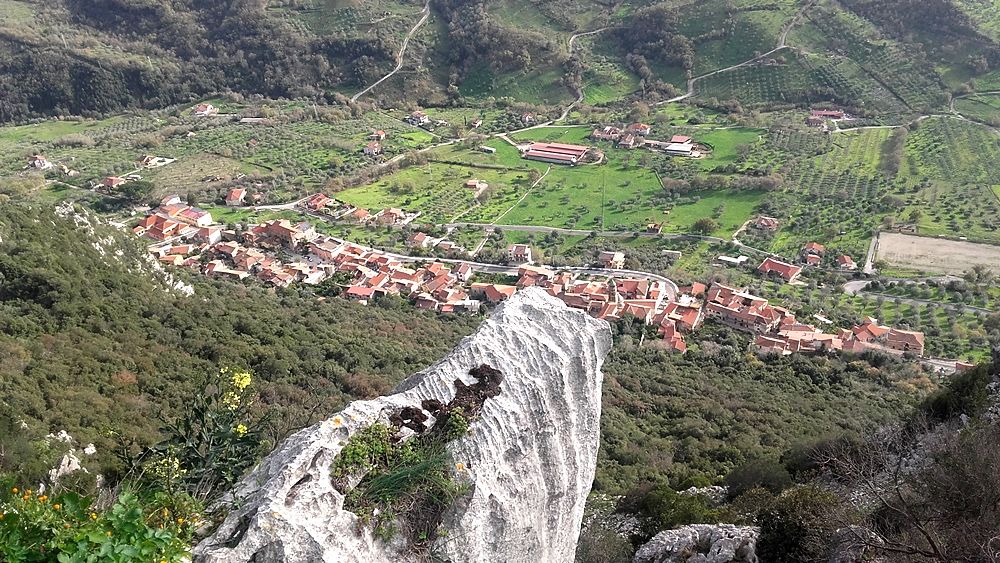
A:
522;142;590;165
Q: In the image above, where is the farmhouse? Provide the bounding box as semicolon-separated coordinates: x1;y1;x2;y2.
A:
350;208;371;223
591;126;621;141
364;141;383;156
102;176;127;189
521;113;537;126
618;133;642;149
758;257;802;282
377;208;407;225
522;142;590;165
801;241;825;257
663;135;695;157
28;155;53;170
837;255;857;270
626;123;652;136
225;188;247;207
465;179;488;190
369;130;387;141
754;216;780;231
193;103;218;117
810;109;845;119
406;111;430;126
407;231;431;248
304;193;334;210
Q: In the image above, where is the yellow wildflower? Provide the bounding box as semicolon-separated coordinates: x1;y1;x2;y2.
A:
38;495;47;502
231;371;252;391
176;517;185;525
53;504;61;511
222;391;241;411
90;512;98;520
235;423;248;437
10;487;17;494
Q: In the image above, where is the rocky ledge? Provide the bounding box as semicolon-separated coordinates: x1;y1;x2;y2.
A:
193;287;613;563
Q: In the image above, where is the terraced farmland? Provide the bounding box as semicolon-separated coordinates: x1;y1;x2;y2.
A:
695;51;831;106
954;93;1000;124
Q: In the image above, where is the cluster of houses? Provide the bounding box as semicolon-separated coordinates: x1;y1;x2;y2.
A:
702;283;925;357
591;123;700;157
133;195;216;241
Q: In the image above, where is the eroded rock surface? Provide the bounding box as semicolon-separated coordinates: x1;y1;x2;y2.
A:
193;287;612;563
634;524;760;563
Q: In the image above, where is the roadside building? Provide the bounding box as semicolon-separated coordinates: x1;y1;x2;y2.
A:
598;251;625;269
507;244;533;264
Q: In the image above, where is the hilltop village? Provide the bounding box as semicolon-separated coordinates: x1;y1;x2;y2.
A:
134;191;928;363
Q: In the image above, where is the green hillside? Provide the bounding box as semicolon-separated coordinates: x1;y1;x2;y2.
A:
3;0;1000;121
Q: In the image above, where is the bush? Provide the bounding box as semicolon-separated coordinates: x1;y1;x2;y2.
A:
723;459;792;500
618;483;729;538
755;485;841;563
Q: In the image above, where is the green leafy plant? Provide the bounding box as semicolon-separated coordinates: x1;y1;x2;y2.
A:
124;368;270;503
0;485;197;563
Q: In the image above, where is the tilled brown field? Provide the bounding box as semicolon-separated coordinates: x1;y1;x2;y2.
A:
877;232;1000;275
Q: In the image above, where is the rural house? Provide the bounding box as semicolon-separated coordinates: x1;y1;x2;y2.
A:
225;188;247;207
758;257;802;283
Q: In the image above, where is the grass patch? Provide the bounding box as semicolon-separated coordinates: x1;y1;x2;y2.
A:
333;365;501;547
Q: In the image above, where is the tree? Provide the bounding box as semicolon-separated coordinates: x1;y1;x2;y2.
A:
690;218;718;235
118;180;154;203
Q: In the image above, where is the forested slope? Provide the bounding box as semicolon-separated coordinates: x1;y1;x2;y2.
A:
4;0;1000;121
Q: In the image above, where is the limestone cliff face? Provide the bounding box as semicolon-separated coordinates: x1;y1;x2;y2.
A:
193;288;613;563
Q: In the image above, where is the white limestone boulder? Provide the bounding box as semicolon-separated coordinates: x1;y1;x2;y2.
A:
193;287;612;562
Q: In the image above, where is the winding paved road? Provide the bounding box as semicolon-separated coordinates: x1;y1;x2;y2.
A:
350;1;431;102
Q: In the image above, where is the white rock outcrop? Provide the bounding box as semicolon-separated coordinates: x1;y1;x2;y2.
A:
634;524;760;563
193;287;612;563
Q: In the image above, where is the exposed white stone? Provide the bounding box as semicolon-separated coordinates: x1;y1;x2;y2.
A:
634;524;760;563
193;288;612;563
